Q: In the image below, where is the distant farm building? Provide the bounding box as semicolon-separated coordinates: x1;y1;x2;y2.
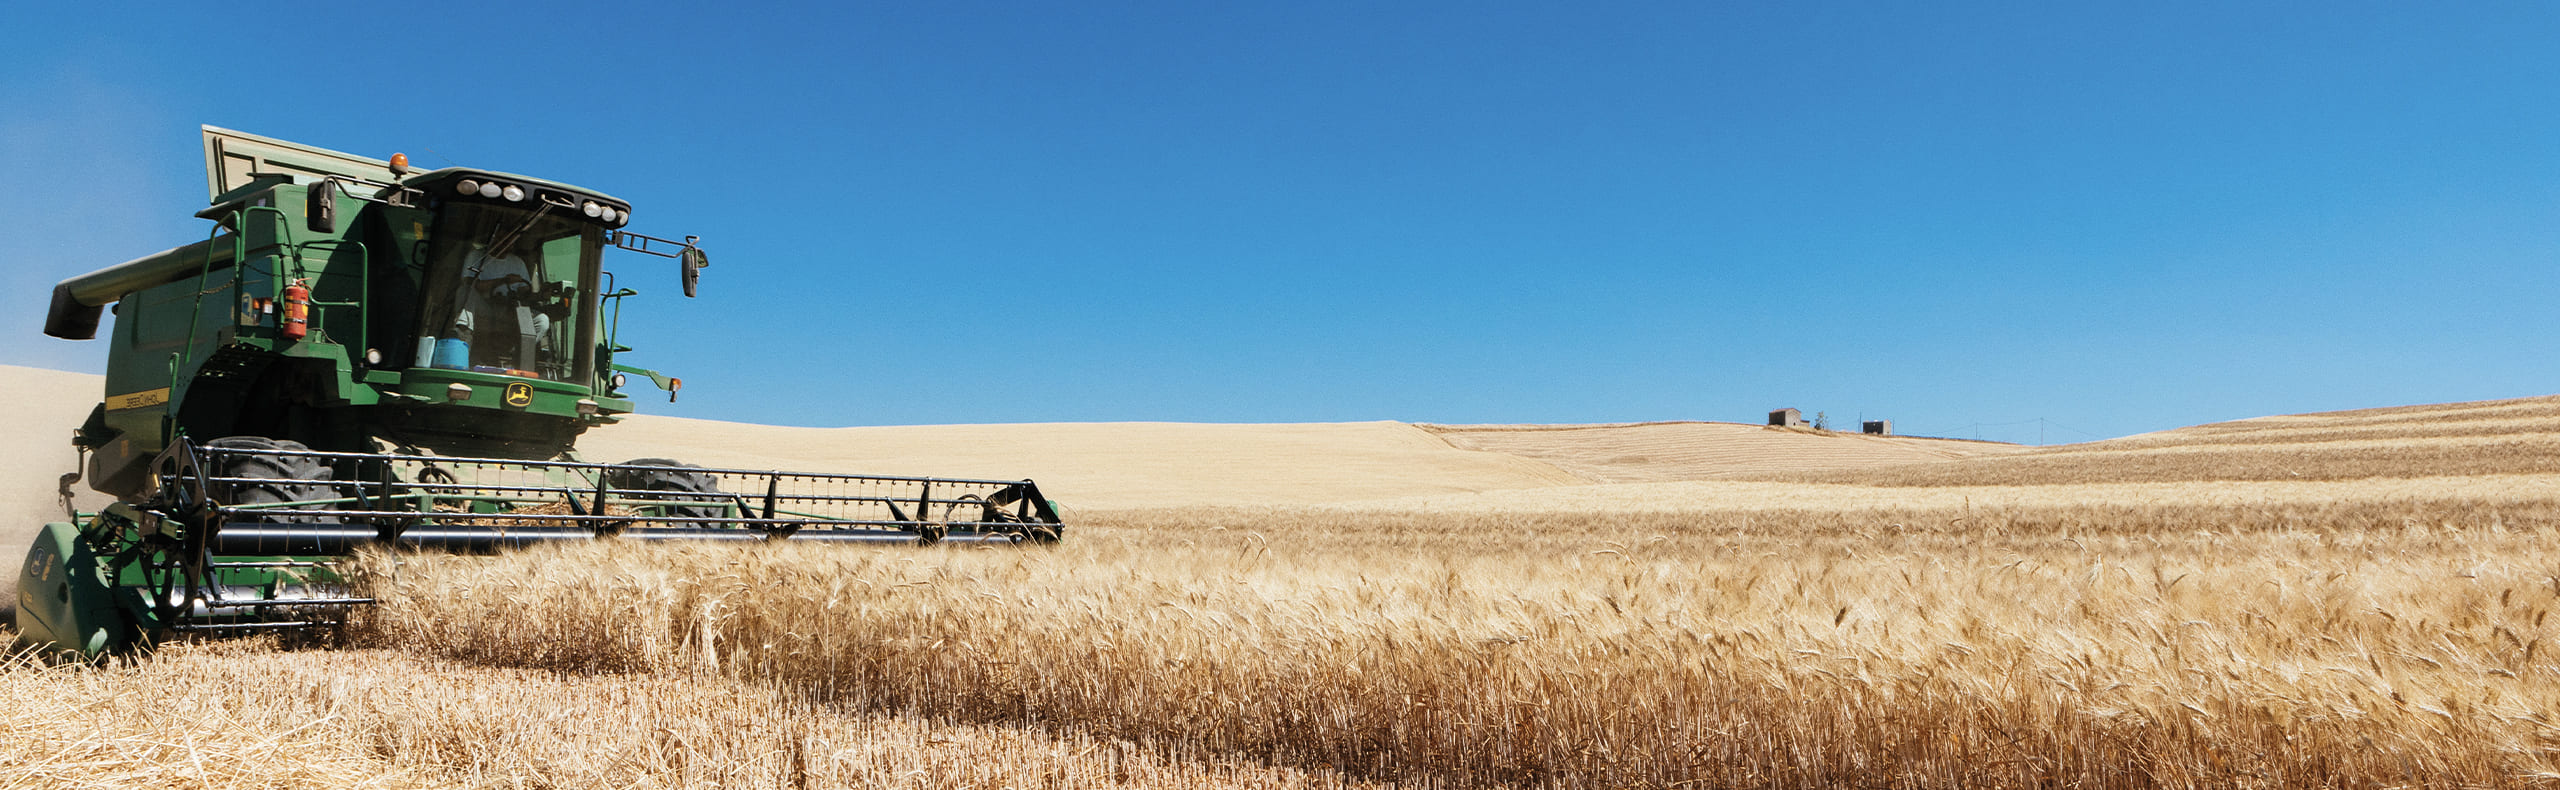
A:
1769;408;1804;428
1863;420;1893;436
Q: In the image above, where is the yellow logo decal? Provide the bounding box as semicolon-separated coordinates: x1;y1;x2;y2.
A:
503;382;534;408
106;388;171;411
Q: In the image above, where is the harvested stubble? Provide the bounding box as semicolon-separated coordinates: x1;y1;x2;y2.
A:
356;498;2560;788
0;637;1380;789
0;646;423;789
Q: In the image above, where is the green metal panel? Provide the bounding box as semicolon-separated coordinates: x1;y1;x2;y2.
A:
396;367;600;418
14;521;135;660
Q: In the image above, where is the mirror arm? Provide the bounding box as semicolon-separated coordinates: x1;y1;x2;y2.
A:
605;231;708;299
605;230;702;260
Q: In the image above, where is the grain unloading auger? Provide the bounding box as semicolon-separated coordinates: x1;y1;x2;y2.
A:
17;128;1063;660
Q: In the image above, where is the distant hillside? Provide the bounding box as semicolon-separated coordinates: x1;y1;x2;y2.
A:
1420;421;2022;483
0;367;114;533
1758;394;2560;487
8;360;2552;547
1332;394;2560;515
0;366;2021;519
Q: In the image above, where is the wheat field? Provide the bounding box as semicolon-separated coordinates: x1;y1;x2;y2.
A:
7;391;2560;787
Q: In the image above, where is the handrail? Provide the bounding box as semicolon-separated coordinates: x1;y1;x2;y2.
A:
165;221;234;435
170;206;295;432
293;239;368;355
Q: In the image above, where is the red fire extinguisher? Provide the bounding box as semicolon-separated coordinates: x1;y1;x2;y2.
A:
281;280;311;341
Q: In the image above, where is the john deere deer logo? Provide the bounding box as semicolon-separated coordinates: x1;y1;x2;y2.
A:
503;382;534;408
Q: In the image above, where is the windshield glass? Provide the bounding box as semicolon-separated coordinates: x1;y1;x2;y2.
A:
416;203;600;382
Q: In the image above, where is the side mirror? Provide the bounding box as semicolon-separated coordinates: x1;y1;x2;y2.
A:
307;180;338;234
679;247;707;298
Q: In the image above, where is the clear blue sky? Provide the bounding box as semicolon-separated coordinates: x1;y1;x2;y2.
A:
6;3;2556;444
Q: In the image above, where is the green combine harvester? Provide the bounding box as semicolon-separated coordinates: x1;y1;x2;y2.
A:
18;127;1063;660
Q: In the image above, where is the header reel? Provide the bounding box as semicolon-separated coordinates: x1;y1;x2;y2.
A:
16;438;1063;659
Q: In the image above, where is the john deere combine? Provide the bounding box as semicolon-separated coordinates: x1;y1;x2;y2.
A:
18;127;1062;659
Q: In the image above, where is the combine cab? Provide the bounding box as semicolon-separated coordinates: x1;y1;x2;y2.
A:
18;128;1062;659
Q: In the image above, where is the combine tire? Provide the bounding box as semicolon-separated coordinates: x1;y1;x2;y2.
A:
604;459;727;521
204;436;336;523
